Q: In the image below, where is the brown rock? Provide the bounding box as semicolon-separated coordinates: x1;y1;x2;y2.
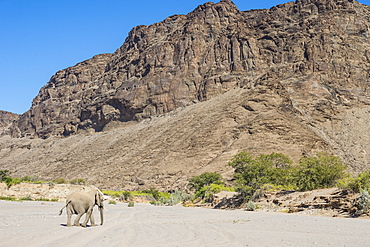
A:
0;111;19;136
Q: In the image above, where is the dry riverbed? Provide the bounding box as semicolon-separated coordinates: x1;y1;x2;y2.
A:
0;200;369;247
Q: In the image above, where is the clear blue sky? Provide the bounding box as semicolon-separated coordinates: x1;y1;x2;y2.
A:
1;0;369;114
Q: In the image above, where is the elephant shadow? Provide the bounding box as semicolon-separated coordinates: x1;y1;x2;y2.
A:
60;223;94;227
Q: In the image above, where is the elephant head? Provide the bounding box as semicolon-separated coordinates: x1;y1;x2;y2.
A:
94;188;104;225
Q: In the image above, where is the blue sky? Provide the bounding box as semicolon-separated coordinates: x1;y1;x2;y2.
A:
1;0;369;114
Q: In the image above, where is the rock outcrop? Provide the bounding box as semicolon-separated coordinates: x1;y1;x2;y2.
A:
0;111;19;136
1;0;370;189
11;0;370;139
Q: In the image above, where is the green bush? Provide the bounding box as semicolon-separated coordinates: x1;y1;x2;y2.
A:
20;176;41;183
4;177;20;189
151;190;191;206
128;201;135;207
20;195;33;201
53;178;66;184
189;172;224;192
122;191;132;201
69;178;86;185
142;187;162;200
0;170;11;181
0;196;17;201
228;152;347;201
293;153;346;191
108;200;117;205
228;152;293;193
340;171;370;193
194;184;235;201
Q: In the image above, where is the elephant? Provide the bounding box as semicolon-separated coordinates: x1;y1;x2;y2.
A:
59;187;104;227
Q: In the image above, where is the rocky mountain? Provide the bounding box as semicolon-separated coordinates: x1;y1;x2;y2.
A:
0;111;19;136
1;0;370;190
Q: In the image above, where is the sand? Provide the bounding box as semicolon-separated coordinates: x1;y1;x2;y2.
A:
0;200;369;247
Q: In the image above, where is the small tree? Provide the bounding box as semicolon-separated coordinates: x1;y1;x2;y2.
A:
188;172;224;192
293;153;346;191
0;170;11;181
4;177;20;189
228;152;293;192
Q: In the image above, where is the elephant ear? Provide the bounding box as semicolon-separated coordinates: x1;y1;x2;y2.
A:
95;189;104;207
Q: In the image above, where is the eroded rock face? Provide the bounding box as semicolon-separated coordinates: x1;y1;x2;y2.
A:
0;111;19;136
9;0;370;139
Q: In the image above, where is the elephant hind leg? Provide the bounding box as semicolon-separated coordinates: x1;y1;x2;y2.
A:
67;212;73;227
74;213;84;226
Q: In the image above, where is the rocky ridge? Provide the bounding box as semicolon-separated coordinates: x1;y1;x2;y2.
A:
0;111;19;136
1;0;370;190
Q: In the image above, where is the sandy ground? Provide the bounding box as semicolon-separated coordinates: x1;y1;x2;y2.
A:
0;201;369;247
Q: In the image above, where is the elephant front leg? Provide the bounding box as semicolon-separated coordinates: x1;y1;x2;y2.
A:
81;209;93;228
89;213;96;226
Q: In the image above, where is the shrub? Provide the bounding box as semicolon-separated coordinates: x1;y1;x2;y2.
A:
245;201;258;211
128;202;135;207
189;172;224;192
228;152;347;202
20;176;41;183
293;153;346;191
36;198;53;202
356;188;370;215
142;187;162;200
0;170;11;181
54;178;66;184
108;200;117;205
20;195;33;201
0;196;17;201
122;191;132;201
339;171;370;193
69;178;86;185
229;152;293;199
171;190;191;203
4;177;20;189
194;184;235;201
151;190;191;206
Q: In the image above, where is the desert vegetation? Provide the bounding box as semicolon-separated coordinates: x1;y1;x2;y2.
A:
1;152;369;216
0;171;86;189
102;188;191;206
186;152;370;216
228;152;348;199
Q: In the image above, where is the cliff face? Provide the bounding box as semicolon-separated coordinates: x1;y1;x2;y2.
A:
0;111;19;136
1;0;370;189
13;0;370;139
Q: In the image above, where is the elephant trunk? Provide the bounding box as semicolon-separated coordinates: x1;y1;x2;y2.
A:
99;206;104;225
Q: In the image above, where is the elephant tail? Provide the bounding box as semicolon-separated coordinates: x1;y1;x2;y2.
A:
59;200;71;215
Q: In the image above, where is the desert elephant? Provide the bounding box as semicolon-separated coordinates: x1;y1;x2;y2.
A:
59;187;104;227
